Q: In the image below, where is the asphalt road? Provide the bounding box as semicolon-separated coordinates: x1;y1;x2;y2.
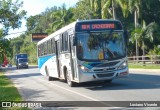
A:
3;66;160;110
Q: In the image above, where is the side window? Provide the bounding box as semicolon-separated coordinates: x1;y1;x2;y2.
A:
61;32;69;52
41;44;44;56
40;44;43;56
51;38;55;54
60;34;63;52
48;40;51;54
38;45;40;57
68;35;72;52
44;42;47;55
46;41;48;55
64;32;68;51
70;35;75;55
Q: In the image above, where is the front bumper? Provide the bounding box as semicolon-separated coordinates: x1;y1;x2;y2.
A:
78;67;129;83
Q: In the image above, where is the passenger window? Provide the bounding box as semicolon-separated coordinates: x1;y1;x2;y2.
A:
61;32;69;52
51;38;55;54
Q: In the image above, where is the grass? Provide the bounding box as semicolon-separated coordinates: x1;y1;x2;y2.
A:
129;63;160;69
0;71;30;110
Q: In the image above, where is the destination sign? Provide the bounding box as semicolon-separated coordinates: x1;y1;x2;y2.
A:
76;20;123;32
81;24;115;30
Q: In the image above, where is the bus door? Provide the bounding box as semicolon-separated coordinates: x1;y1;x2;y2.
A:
69;34;78;80
55;40;61;78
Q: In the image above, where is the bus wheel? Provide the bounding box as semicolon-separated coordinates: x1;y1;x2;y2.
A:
48;76;53;81
66;70;74;87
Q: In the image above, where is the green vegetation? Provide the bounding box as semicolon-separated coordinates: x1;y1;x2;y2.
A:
0;72;21;101
0;72;30;110
0;0;26;64
0;0;160;64
129;63;160;69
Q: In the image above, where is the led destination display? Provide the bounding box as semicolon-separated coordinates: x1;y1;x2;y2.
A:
76;20;123;31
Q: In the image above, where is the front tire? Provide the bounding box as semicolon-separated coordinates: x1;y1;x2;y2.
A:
66;70;74;87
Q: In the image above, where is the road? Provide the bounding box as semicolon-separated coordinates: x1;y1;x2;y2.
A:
4;66;160;110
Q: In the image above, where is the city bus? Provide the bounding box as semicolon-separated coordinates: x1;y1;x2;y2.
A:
37;19;129;87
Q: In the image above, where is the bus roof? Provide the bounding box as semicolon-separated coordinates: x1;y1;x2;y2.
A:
77;19;121;23
37;19;122;45
37;21;77;45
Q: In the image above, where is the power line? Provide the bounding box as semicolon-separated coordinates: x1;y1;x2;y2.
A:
6;31;26;36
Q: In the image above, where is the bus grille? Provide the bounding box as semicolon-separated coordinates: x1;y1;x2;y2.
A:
96;73;114;78
95;61;120;67
93;68;116;72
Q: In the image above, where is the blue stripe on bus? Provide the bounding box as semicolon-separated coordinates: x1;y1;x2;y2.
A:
38;55;54;69
82;62;102;69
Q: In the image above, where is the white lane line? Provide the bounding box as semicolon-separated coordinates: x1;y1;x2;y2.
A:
5;70;116;107
37;78;115;107
38;78;99;101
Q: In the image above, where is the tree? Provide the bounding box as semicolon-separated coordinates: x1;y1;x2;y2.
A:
128;0;141;58
141;0;160;26
0;38;12;64
101;0;123;19
0;0;26;63
117;0;129;18
0;0;26;35
74;0;94;19
50;4;75;31
26;15;41;33
131;20;156;56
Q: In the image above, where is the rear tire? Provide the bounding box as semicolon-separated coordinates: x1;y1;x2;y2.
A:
66;70;74;87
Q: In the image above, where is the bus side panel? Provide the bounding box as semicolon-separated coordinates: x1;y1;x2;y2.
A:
38;54;59;78
47;55;59;78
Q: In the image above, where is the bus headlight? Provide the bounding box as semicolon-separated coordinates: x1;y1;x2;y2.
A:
79;65;91;72
118;61;128;69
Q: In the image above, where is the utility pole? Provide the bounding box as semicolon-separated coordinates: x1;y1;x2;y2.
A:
135;10;139;62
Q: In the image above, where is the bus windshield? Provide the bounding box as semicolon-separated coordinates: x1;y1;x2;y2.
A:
76;31;126;61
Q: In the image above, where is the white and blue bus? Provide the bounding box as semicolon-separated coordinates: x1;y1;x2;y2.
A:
37;19;129;87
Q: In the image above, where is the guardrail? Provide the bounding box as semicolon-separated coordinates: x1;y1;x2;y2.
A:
128;55;160;64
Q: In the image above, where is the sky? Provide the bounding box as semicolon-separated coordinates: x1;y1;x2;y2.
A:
6;0;79;39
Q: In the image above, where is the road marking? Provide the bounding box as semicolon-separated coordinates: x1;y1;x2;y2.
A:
38;78;99;101
36;77;114;107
